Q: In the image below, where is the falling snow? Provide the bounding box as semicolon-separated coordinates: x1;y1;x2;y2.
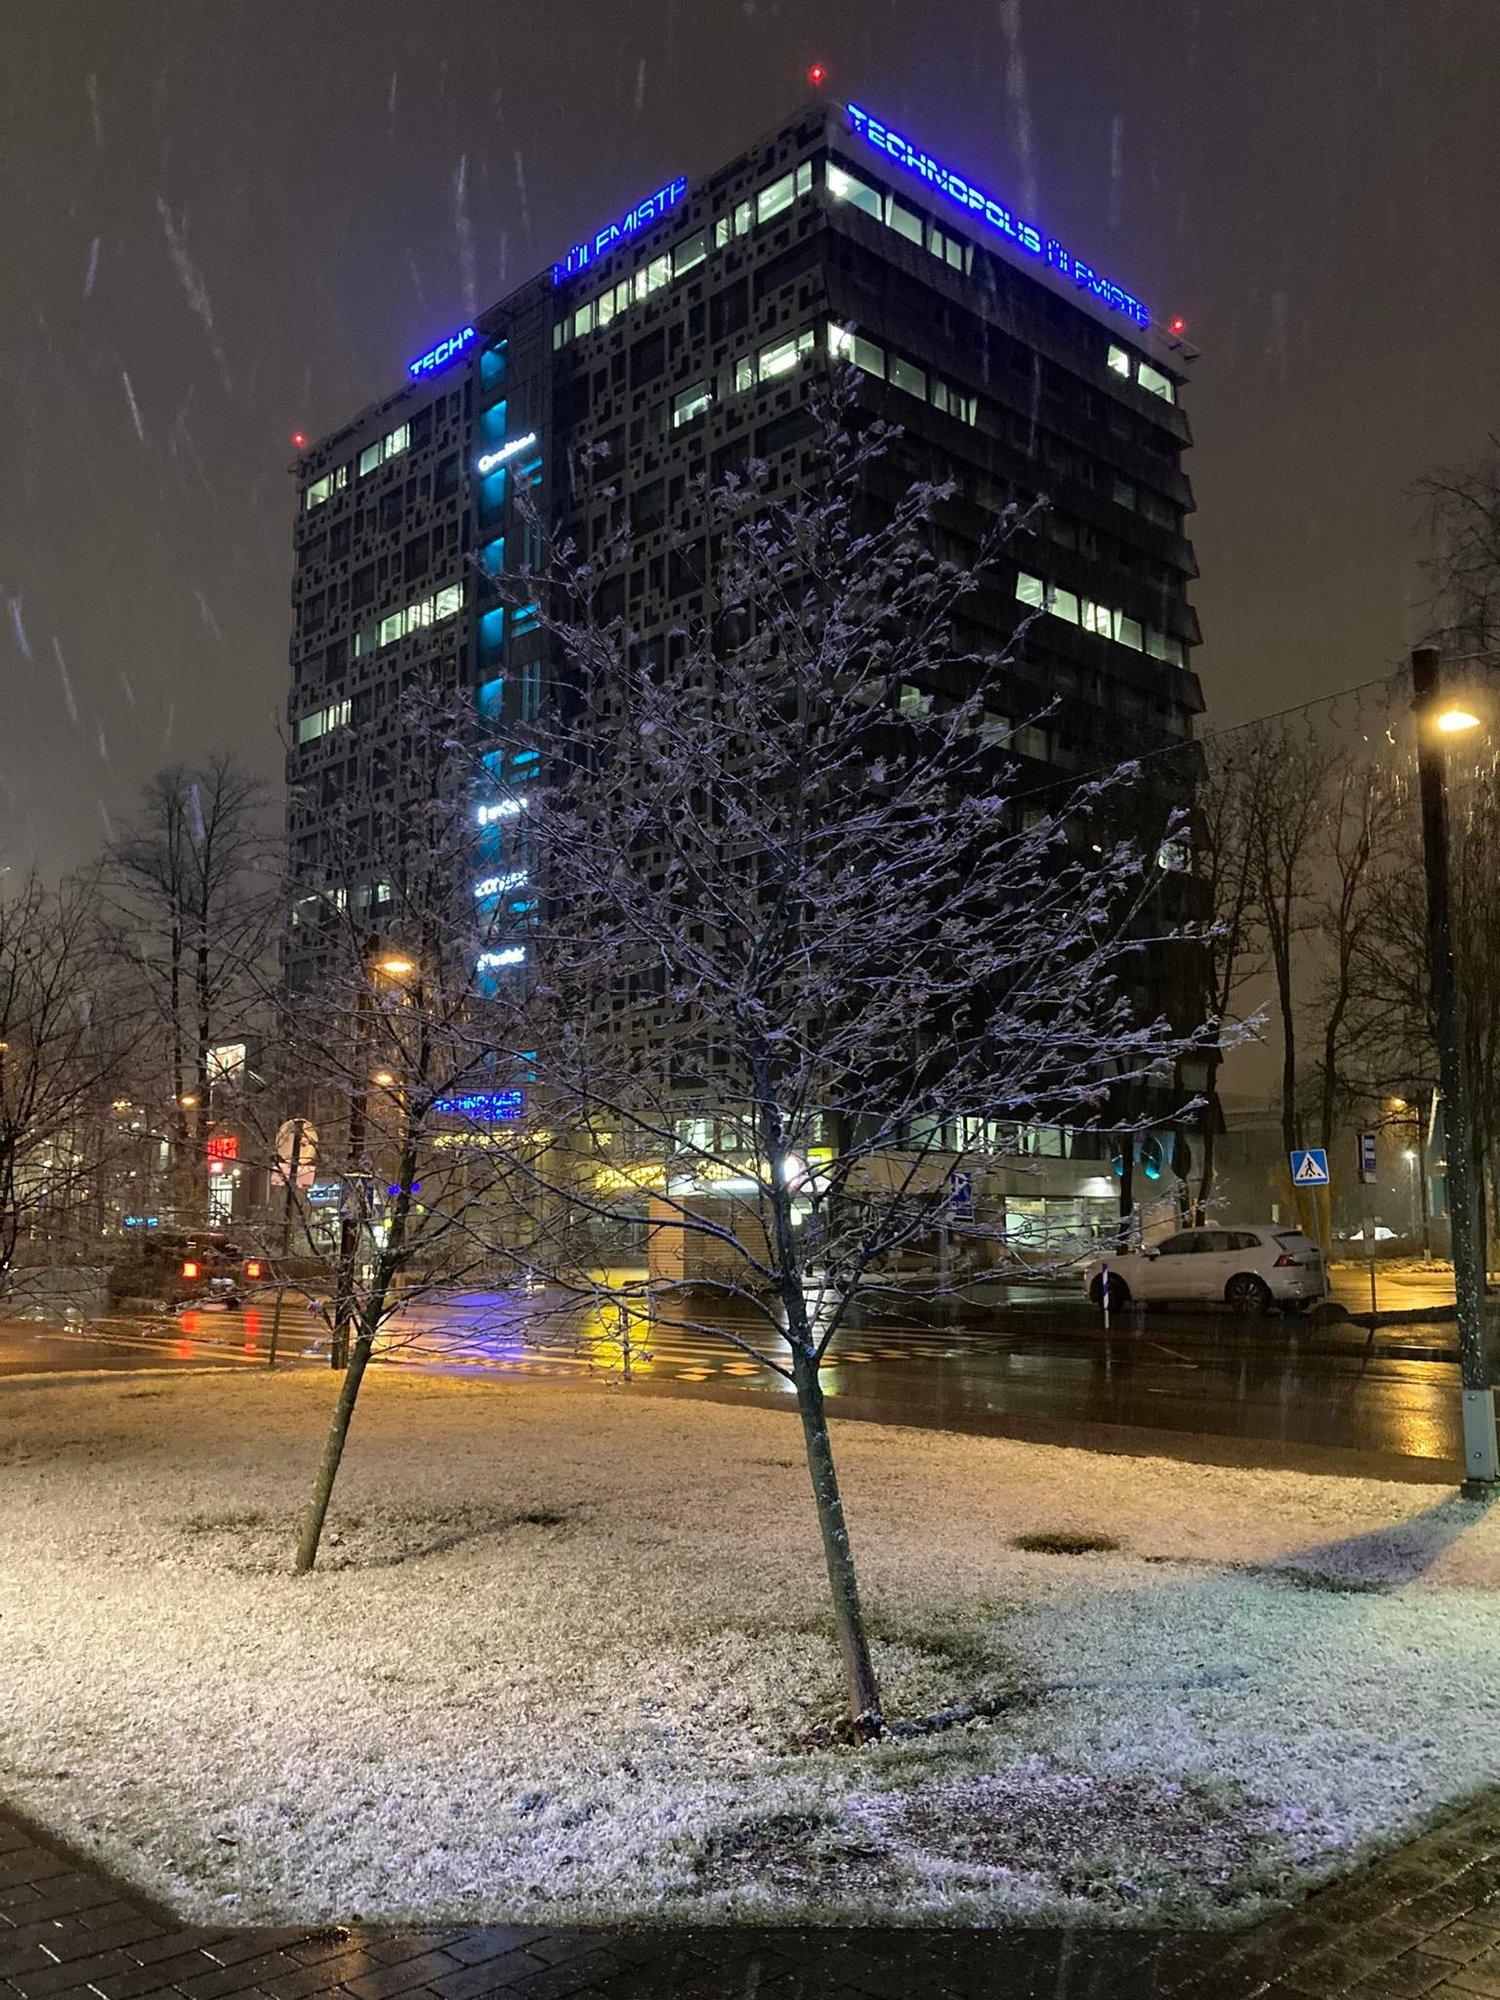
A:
51;637;79;725
119;369;146;443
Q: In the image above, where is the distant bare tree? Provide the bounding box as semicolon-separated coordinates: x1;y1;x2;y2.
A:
106;755;273;1210
0;874;136;1288
1243;722;1342;1163
1348;744;1500;1265
1311;758;1405;1152
1193;737;1266;1213
1417;443;1500;652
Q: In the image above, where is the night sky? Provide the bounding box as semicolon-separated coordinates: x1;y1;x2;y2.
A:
4;0;1498;876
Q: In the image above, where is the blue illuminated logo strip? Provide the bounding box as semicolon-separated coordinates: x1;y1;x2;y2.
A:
844;104;1149;329
408;323;477;379
432;1089;525;1121
552;176;689;284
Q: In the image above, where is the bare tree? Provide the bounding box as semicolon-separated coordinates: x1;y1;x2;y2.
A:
0;873;136;1288
106;755;273;1213
235;698;543;1575
1417;443;1500;652
1311;758;1405;1152
468;399;1211;1738
1242;722;1342;1165
1348;742;1500;1265
1193;737;1266;1213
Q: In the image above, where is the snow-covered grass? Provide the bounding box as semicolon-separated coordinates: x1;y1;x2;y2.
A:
1;1367;1497;1930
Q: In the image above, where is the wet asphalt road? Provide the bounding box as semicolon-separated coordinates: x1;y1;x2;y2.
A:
0;1285;1477;1483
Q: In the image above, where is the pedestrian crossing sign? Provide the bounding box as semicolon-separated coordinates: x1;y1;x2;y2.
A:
1290;1148;1330;1187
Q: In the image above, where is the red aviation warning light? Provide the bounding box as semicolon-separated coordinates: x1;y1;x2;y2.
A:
1168;317;1187;338
808;64;828;88
291;431;308;449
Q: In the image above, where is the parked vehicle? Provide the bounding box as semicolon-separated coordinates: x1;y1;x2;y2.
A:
1084;1224;1327;1315
109;1231;262;1310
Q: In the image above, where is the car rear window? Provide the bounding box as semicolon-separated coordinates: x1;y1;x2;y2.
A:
1274;1231;1315;1249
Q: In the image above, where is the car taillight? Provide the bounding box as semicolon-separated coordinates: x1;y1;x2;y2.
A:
1273;1253;1296;1267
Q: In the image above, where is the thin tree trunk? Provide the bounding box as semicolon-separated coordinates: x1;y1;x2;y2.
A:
1197;1048;1221;1219
296;1130;421;1573
789;1339;882;1741
294;1322;374;1573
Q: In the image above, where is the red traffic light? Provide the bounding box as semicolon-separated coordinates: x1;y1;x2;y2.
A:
181;1260;200;1280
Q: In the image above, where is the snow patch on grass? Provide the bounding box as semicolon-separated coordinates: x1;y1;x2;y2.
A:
0;1368;1496;1929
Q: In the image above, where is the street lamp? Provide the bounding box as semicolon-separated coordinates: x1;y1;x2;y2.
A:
377;954;415;978
1412;644;1498;1491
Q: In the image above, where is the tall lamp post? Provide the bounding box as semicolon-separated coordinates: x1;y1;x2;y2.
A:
330;947;415;1370
1411;644;1498;1492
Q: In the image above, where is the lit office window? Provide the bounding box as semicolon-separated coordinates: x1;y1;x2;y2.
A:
757;171;796;224
1015;575;1178;661
672;380;713;428
827;163;881;218
304;465;347;511
889;354;927;399
736;326;816;391
295;698;351;745
673;229;707;277
1137;362;1176;404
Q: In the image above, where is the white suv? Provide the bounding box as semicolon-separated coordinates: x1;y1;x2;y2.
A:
1084;1225;1327;1315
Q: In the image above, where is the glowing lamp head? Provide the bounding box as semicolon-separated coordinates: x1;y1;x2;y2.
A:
1436;707;1481;735
378;954;415;977
244;1259;263;1279
807;63;827;87
181;1260;200;1281
1169;316;1187;338
372;1069;396;1087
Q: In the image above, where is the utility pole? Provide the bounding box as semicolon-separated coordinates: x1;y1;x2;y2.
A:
1411;644;1499;1492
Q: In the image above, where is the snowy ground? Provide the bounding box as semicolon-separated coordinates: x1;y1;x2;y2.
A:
1;1367;1496;1930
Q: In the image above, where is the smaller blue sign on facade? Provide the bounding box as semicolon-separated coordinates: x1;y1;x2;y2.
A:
844;103;1149;329
432;1090;525;1122
408;323;477;379
552;177;688;284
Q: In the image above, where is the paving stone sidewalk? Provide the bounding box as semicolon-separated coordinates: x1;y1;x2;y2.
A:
3;1791;1500;2000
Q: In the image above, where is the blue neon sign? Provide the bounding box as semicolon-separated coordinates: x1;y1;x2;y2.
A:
408;324;477;379
432;1090;525;1122
844;104;1149;329
552;177;688;284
